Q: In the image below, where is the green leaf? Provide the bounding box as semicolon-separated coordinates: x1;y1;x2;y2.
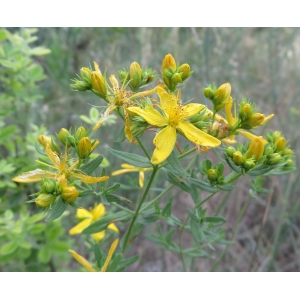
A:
80;115;93;124
217;184;235;191
18;241;32;250
0;29;8;41
106;147;152;168
38;247;51;263
166;150;188;176
116;255;139;271
202;159;212;173
188;177;219;193
49;241;69;252
105;194;131;203
80;155;104;175
184;248;213;258
247;165;274;176
105;183;121;194
46;197;67;221
93;243;102;269
29;47;51;56
224;156;243;174
190;218;205;243
163;169;191;193
106;253;123;272
265;166;296;176
0;125;17;143
203;216;226;224
78;189;94;197
83;211;129;234
161;197;173;218
0;241;18;255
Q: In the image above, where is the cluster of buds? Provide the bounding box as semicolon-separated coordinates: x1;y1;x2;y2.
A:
56;126;99;160
201;159;225;185
238;98;274;130
188;108;213;131
70;62;107;99
118;61;155;92
161;54;193;92
203;83;231;113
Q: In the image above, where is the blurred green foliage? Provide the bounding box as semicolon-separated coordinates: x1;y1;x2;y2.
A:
1;27;299;271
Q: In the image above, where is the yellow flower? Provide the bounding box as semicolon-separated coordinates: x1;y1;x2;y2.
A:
127;86;221;165
68;238;119;272
12;143;108;184
245;136;265;162
112;164;153;188
92;70;157;143
69;203;119;242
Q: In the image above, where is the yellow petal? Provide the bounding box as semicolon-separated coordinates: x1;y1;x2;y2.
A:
112;169;137;176
139;171;144;188
127;105;168;127
92;230;106;242
221;138;237;144
91;139;100;152
76;208;93;219
108;223;119;233
225;97;235;127
129;87;157;100
45;144;61;169
157;86;178;116
261;113;274;125
109;75;119;90
238;130;268;145
71;173;109;184
101;238;119;272
68;249;95;272
69;218;92;235
92;203;105;220
151;125;177;165
182;103;205;117
124;109;133;143
177;120;221;147
121;164;136;169
12;169;57;183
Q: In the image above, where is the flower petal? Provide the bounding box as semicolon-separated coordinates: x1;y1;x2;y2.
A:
151;125;177;165
71;173;109;184
45;144;61;169
108;223;119;233
101;238;119;272
92;230;106;242
177;120;221;147
182;103;205;117
68;249;95;272
139;171;144;188
157;86;178;116
92;203;106;220
261;113;274;125
112;169;137;176
127;105;168;127
69;218;92;235
12;169;57;183
121;164;136;169
238;130;268;145
76;208;93;219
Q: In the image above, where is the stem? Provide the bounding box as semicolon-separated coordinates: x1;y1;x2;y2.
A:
136;136;151;161
121;166;158;253
210;193;251;272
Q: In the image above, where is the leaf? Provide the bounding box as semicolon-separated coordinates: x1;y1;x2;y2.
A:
105;194;131;203
106;147;151;168
0;241;18;255
116;255;139;271
82;211;129;234
166;150;188;176
0;125;17;142
201;159;212;173
38;247;51;263
190;218;205;243
188;177;219;193
247;165;274;176
161;197;173;218
163;169;191;193
217;184;235;191
224;156;243;174
29;47;51;56
80;155;104;175
105;183;121;194
203;216;226;224
49;241;69;252
46;197;67;221
93;243;102;269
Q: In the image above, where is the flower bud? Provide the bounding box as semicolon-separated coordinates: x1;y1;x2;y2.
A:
129;62;143;91
245;137;265;162
178;63;191;81
74;127;87;141
213;83;231;105
274;137;286;152
285;159;293;166
225;146;236;158
207;169;219;182
243;113;265;127
70;80;90;91
244;158;256;170
264;144;274;156
233;151;245;166
41;179;56;193
91;71;107;96
266;153;282;165
171;73;182;84
239;103;252;121
203;87;214;100
282;148;293;156
272;131;282;141
58;128;71;146
35;194;56;208
77;137;92;159
38;135;52;147
118;70;129;83
80;67;92;85
62;186;79;202
162;54;176;72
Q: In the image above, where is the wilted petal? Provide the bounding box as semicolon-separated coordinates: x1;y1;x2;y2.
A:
68;249;95;272
151;125;177;165
45;144;61;169
12;169;57;183
72;173;109;184
112;169;137;176
177;120;221;147
261;113;274;125
101;238;119;272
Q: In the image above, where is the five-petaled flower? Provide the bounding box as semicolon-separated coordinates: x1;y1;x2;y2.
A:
127;86;221;164
69;203;119;242
112;164;153;188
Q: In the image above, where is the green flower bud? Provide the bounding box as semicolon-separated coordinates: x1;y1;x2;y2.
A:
35;194;56;208
266;153;282;165
62;186;79;202
272;131;282;141
207;169;219;182
285;159;293;166
41;179;56;193
239;103;252;121
203;87;214;100
213;83;231;105
171;73;183;84
264;144;274;156
80;67;92;85
58;128;71;146
129;62;143;91
77;137;92;159
118;70;129;83
91;71;107;96
282;148;293;156
226;146;236;158
178;63;191;81
242;113;265;127
233;151;245;166
70;80;90;91
74;126;87;141
244;158;256;170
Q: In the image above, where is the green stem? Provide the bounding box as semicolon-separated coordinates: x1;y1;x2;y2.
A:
136;136;151;161
121;166;158;253
210;193;251;272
